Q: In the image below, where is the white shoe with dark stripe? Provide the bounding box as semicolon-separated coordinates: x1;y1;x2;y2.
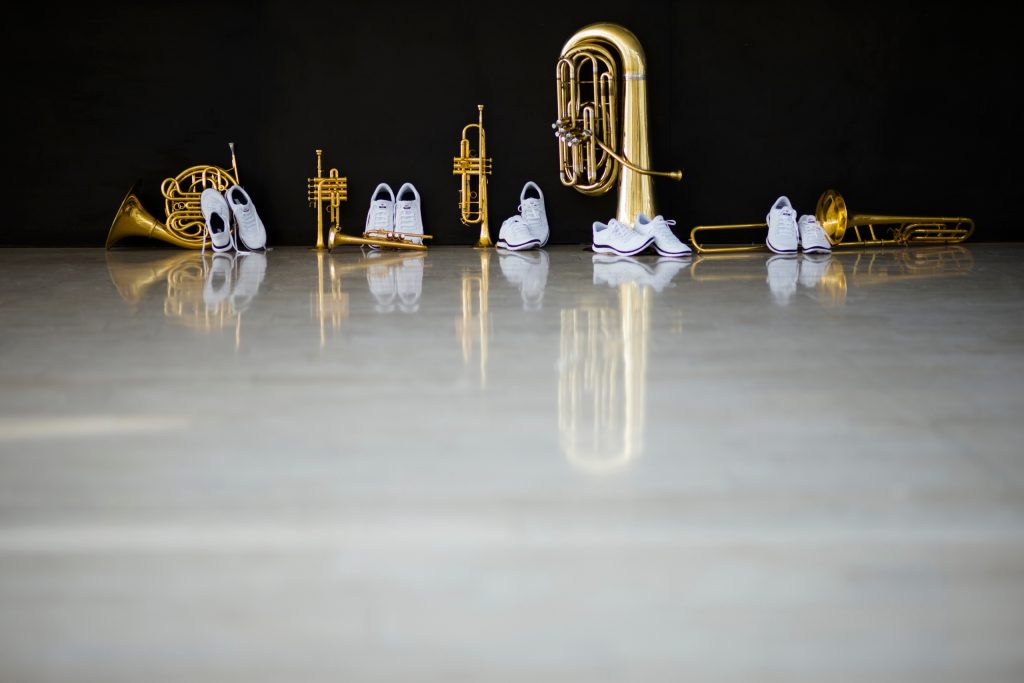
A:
592;219;654;256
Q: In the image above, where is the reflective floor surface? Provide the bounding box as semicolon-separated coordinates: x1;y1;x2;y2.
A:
1;244;1023;682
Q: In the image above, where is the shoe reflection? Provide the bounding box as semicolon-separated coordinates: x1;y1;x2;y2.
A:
498;249;549;311
366;250;424;313
106;251;267;342
592;253;688;292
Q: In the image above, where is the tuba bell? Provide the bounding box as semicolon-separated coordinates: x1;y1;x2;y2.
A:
106;143;241;249
553;23;682;226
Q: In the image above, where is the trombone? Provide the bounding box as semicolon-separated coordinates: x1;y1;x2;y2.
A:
689;189;975;254
308;149;430;251
453;105;493;248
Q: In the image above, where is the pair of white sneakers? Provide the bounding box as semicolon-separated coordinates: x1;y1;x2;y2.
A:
365;183;424;245
592;214;692;257
766;196;831;255
200;186;267;253
497;182;550;251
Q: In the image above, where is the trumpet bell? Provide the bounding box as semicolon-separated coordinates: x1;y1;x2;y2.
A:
106;185;193;249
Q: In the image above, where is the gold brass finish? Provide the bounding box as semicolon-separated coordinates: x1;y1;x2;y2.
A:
689;189;975;254
106;143;241;249
554;23;682;226
309;149;430;251
453;105;493;248
307;149;348;250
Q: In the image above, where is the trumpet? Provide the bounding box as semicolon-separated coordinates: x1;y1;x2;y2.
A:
553;23;682;226
689;189;975;254
453;105;493;248
106;143;241;249
309;149;430;251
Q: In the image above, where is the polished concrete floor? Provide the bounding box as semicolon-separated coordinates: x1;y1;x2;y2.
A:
1;244;1023;682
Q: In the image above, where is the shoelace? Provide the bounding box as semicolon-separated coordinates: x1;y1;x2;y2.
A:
776;210;798;238
647;216;677;236
396;204;418;230
368;202;391;230
519;199;542;224
802;219;826;240
504;217;532;241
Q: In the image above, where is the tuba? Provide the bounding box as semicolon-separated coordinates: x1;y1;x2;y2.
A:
106;143;241;249
689;189;976;254
453;105;493;248
553;23;682;226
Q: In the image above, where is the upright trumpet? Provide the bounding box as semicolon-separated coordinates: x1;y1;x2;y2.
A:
106;143;240;249
308;150;429;251
553;23;682;226
453;105;493;248
689;189;975;254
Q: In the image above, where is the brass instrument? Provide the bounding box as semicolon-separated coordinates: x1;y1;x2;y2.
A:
690;189;975;254
453;105;493;248
308;150;430;251
106;143;240;249
553;23;682;226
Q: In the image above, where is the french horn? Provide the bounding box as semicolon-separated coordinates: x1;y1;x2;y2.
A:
689;189;975;254
106;143;241;249
553;23;682;225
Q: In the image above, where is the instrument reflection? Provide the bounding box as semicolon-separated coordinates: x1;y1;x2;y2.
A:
690;246;974;307
311;250;427;347
106;250;266;347
558;254;686;475
457;250;491;387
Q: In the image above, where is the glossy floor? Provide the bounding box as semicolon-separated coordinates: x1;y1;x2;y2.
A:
1;245;1023;682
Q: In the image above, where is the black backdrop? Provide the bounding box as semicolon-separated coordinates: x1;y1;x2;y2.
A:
3;0;1018;246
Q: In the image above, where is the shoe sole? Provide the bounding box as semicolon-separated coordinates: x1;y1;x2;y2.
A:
654;245;692;257
766;235;798;255
801;246;832;254
497;238;541;251
592;237;656;256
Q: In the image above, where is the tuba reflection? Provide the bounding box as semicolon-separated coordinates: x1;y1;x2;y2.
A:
559;281;650;474
553;23;682;226
690;190;975;254
106;143;241;249
456;250;491;386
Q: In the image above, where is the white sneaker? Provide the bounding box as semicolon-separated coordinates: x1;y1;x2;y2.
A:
200;188;234;253
365;183;396;238
766;196;799;255
592;219;654;256
225;185;267;251
518;181;549;246
635;213;691;257
394;183;424;246
497;215;540;251
230;252;267;314
766;254;799;306
203;253;234;307
592;254;653;287
797;215;832;253
499;249;549;311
